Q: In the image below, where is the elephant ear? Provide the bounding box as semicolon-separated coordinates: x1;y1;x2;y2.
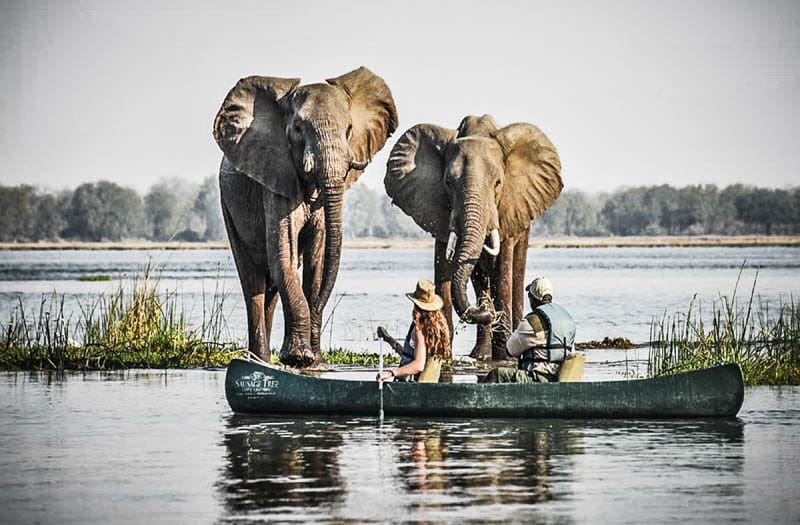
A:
327;67;399;188
493;123;563;237
213;76;301;201
384;124;457;240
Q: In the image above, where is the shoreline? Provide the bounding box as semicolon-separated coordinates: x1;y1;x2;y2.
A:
0;235;798;251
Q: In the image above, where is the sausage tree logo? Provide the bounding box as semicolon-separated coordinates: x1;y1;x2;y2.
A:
235;371;279;395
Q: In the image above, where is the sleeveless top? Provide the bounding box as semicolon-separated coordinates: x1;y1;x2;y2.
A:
398;322;441;383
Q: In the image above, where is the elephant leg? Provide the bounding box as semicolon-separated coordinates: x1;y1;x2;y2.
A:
469;262;492;361
221;201;270;362
238;265;269;361
511;228;530;328
263;284;279;355
267;202;315;368
491;238;515;361
434;240;454;339
302;208;325;361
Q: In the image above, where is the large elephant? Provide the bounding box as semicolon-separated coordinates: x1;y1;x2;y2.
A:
385;115;561;360
213;67;398;367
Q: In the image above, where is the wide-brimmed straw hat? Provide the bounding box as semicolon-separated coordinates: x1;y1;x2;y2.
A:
526;276;554;301
406;279;444;311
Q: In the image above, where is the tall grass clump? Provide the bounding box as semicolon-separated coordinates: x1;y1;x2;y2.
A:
1;263;243;371
648;270;800;385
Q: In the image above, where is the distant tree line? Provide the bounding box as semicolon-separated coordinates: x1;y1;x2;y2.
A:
0;180;797;243
533;184;799;237
0;177;225;242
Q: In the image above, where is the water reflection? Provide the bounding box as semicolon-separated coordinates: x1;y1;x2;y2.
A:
217;416;744;522
219;416;346;517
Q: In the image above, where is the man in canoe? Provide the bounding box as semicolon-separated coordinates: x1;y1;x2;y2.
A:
481;276;576;383
375;279;451;382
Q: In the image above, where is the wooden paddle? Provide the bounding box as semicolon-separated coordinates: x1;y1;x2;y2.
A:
378;338;385;422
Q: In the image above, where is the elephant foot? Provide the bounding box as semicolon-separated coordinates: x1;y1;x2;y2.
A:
469;344;491;361
251;347;271;363
279;336;319;368
491;340;508;362
491;329;511;362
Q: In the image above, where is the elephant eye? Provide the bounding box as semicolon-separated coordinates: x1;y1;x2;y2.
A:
346;124;353;140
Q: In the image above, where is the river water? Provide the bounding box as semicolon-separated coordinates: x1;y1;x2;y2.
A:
0;247;799;523
0;370;798;523
1;246;799;356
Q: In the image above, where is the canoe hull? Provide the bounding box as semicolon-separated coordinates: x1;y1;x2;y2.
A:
224;358;744;418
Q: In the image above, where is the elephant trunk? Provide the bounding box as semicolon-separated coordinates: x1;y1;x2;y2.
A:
451;196;494;325
312;141;347;320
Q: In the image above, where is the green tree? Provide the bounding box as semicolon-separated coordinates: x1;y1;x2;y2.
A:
143;178;203;241
193;175;225;241
716;184;748;234
735;188;794;235
682;184;720;234
0;185;37;241
793;188;800;234
654;185;719;235
601;187;658;235
343;184;384;238
145;183;179;241
650;185;681;234
537;190;602;236
32;193;67;241
66;181;145;241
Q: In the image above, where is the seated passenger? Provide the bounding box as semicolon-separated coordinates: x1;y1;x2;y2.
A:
376;279;451;382
482;276;576;383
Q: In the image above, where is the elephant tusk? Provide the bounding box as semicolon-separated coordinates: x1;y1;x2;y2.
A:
349;158;369;171
483;229;500;257
446;231;457;261
303;151;315;173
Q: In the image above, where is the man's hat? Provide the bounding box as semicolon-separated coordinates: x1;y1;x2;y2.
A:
526;277;554;301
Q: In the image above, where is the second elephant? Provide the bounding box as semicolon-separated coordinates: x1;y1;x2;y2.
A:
385;115;562;360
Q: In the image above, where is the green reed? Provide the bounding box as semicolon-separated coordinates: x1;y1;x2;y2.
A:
322;347;401;367
648;270;800;385
1;263;243;371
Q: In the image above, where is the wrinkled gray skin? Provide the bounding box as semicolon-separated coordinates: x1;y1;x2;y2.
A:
385;115;562;360
214;67;397;367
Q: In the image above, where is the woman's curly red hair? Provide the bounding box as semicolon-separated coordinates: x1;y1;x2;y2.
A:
413;307;451;359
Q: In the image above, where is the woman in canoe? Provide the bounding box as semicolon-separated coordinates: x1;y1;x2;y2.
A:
376;279;451;382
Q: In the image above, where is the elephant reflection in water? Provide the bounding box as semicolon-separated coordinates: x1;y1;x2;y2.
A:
218;417;345;515
385;115;563;360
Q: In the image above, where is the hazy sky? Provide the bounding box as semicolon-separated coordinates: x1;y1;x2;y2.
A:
1;0;798;194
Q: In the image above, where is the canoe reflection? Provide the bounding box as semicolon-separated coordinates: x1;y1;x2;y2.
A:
218;416;744;519
219;416;347;514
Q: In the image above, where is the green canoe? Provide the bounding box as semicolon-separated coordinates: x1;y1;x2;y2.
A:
224;358;744;418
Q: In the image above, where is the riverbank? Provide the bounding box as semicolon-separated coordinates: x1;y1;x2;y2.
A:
1;235;799;250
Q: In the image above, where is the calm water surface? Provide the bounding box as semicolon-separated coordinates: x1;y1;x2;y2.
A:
1;247;798;523
1;246;799;355
0;370;798;523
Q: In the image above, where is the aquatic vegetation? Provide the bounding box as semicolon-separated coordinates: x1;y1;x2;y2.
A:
1;263;242;370
322;348;400;367
78;274;113;282
648;270;800;385
576;337;636;350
